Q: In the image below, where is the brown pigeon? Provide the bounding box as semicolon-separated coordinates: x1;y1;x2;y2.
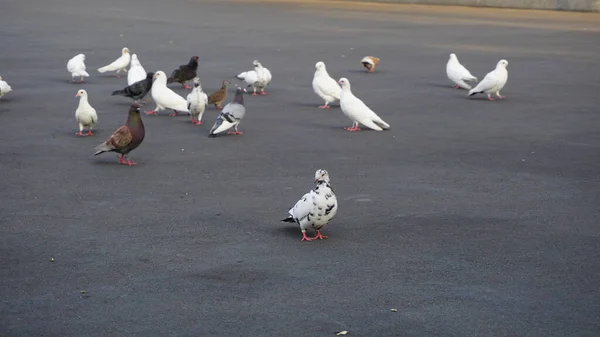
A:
167;56;199;89
93;102;145;166
207;80;230;110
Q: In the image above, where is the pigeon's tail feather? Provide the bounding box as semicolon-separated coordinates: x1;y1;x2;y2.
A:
81;70;90;77
467;75;478;82
111;89;127;96
373;115;390;130
281;217;296;223
167;76;176;84
360;119;384;131
97;66;110;73
468;88;482;96
235;72;247;81
93;143;112;155
456;80;472;90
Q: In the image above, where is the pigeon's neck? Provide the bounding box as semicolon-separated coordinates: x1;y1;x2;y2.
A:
316;69;329;77
126;112;143;128
233;92;244;104
78;96;90;106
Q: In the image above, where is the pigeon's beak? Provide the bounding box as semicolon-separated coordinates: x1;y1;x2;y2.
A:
75;93;80;97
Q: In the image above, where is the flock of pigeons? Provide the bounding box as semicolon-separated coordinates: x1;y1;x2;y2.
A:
0;48;509;241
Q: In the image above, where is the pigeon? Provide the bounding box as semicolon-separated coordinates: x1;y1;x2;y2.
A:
74;89;98;136
361;56;380;73
0;76;12;99
468;59;509;101
338;77;390;132
281;169;338;241
235;60;272;96
93;102;145;166
186;77;209;125
145;71;190;116
167;56;199;89
312;61;341;109
207;80;231;110
127;54;146;86
208;87;247;137
446;53;478;90
97;47;131;78
66;54;90;83
112;72;154;102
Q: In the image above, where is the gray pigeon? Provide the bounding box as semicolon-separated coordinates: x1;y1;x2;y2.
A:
111;72;154;101
208;87;247;137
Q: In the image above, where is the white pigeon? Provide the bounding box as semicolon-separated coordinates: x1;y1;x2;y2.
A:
338;77;390;132
312;61;341;109
0;76;13;99
281;169;338;242
446;53;478;90
97;47;131;78
186;77;209;125
468;59;509;101
74;89;98;136
127;54;146;86
235;60;272;96
66;54;90;83
145;71;190;116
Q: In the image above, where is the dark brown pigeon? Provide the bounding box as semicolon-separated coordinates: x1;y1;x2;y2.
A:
93;102;145;166
111;72;154;102
167;56;199;89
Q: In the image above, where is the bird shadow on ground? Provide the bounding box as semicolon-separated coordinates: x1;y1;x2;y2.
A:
346;69;374;74
273;225;301;239
287;102;341;109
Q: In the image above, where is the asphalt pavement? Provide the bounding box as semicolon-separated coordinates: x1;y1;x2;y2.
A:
1;1;599;336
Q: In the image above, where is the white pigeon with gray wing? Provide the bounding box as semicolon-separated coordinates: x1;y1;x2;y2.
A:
281;169;338;241
338;77;390;132
312;61;342;109
66;54;90;83
98;47;131;78
446;53;478;90
468;59;509;101
209;87;247;136
145;71;190;116
127;54;146;86
186;77;209;125
0;76;12;99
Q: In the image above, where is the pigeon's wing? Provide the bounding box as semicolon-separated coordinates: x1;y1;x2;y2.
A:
471;70;499;93
106;125;133;150
315;76;342;100
222;103;245;120
237;70;258;86
263;68;272;84
289;191;314;221
0;81;12;93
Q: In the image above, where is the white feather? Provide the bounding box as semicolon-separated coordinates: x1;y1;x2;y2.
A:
287;170;338;235
127;54;146;85
150;71;190;113
468;60;509;99
312;61;342;105
186;81;209;122
338;77;390;131
0;76;13;98
75;89;98;132
66;54;90;79
446;53;478;90
98;47;131;74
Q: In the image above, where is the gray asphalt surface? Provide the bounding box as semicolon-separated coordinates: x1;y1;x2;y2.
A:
1;1;599;336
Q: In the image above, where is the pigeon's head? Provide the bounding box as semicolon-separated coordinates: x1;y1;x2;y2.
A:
192;77;202;87
252;60;261;67
315;61;326;70
0;76;4;81
129;102;142;114
314;169;330;184
449;53;457;60
122;47;130;54
222;80;231;87
191;55;199;62
75;89;87;98
337;77;350;88
153;71;166;81
497;59;509;68
235;86;247;94
132;54;139;61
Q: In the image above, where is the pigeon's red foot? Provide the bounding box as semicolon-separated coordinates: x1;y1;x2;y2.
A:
169;111;179;117
216;106;224;110
124;159;137;166
75;132;88;137
251;92;258;96
497;95;506;99
345;126;361;132
84;131;93;136
260;91;268;96
487;97;496;101
145;111;157;115
368;69;374;73
182;84;192;89
452;84;460;89
301;232;315;242
192;120;203;125
312;231;329;240
318;105;330;109
115;74;120;79
227;131;243;135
